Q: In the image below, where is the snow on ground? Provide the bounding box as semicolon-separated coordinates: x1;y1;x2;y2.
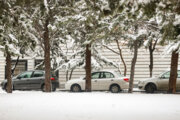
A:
0;88;180;120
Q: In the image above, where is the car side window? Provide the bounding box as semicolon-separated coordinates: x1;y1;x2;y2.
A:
178;71;180;78
33;71;44;78
91;72;100;79
18;71;33;79
161;71;170;79
100;72;114;79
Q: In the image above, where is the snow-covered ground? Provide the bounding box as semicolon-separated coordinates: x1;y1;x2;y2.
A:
0;88;180;120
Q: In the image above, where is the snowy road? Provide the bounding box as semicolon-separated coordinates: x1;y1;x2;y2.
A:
0;89;180;120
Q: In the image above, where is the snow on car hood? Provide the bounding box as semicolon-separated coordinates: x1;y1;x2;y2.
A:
140;76;157;82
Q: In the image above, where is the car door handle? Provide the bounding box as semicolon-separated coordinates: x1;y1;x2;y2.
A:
111;79;114;81
94;80;97;82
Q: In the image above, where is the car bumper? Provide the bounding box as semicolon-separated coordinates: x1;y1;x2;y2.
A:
121;82;129;90
138;85;144;90
65;83;71;90
0;82;4;89
138;83;145;90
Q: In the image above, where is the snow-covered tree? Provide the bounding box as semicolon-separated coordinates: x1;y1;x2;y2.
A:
25;0;77;92
0;0;36;93
52;0;121;91
156;0;180;93
143;20;159;78
140;0;180;93
102;0;149;93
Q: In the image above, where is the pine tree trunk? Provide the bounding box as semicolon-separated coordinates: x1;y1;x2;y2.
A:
149;43;153;78
44;18;51;92
85;44;91;92
6;50;12;93
128;40;138;93
168;50;179;94
11;56;20;76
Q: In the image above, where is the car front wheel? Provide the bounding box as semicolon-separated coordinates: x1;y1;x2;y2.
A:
110;84;120;93
4;83;13;92
71;84;81;92
145;84;156;93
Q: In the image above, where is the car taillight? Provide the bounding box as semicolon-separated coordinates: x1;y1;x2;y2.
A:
123;78;129;82
51;77;55;81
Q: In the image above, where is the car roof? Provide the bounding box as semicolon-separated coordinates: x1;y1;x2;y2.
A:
92;70;116;73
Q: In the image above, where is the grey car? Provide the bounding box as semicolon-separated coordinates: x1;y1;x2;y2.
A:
1;70;59;92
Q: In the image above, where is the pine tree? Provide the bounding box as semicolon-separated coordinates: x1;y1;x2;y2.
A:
150;0;180;93
0;0;36;93
55;0;121;91
24;0;77;92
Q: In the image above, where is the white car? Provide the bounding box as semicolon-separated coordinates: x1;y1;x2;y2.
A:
138;70;180;93
65;70;129;93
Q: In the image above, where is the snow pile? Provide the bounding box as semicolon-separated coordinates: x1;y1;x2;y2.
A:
0;89;180;120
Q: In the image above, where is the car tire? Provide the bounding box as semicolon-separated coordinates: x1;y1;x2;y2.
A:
4;83;8;92
4;83;13;92
110;84;120;93
145;84;156;93
52;84;56;92
71;84;81;92
41;84;45;92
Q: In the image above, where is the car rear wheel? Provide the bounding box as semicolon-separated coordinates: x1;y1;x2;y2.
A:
71;84;81;92
52;84;56;91
145;84;156;93
110;84;120;93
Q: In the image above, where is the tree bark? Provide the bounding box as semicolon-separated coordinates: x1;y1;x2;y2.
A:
168;50;179;94
128;40;138;93
115;39;127;76
6;50;12;93
44;18;51;92
149;42;153;78
85;44;91;92
11;56;20;76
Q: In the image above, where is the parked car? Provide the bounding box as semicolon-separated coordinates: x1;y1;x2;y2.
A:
65;70;129;93
0;70;59;92
138;69;180;93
